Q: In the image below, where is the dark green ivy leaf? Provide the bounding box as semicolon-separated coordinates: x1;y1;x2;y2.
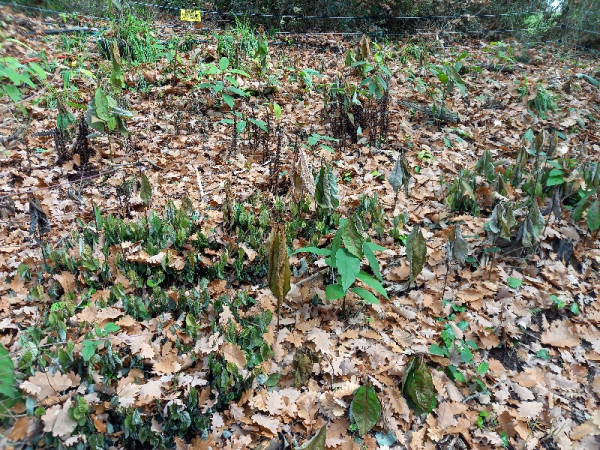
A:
401;356;437;415
350;384;381;436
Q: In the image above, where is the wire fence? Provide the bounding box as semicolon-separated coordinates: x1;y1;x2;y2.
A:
1;0;598;52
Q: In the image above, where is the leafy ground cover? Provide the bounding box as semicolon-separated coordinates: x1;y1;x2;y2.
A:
1;6;600;450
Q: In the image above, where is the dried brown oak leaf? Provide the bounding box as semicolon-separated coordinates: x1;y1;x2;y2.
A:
42;400;77;437
20;370;76;401
541;319;581;348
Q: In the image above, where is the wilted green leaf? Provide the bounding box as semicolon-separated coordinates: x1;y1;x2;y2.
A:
268;224;291;318
296;424;326;450
350;384;381;436
342;217;365;259
293;347;319;387
140;174;152;206
402;356;437;415
448;225;468;264
587;199;600;232
389;155;409;196
406;225;427;286
29;197;50;236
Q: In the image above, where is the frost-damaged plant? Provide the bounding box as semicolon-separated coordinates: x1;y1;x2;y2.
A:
296;215;388;313
349;382;381;436
267;223;291;327
401;355;437;416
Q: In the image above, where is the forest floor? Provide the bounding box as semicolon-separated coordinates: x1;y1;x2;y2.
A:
1;6;600;450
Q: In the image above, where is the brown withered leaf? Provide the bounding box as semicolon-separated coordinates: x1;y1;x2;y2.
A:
292;148;315;201
267;223;291;327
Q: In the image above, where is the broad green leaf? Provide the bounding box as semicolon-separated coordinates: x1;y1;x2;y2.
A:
326;283;345;300
587;199;600;231
82;341;97;362
546;176;564;186
342;217;365;259
140;174;152;206
222;93;234;109
236;120;246;134
248;118;268;132
363;241;385;280
429;345;447;357
94;87;110;121
477;361;490;375
328;219;345;267
227;86;248;97
507;277;522;289
103;322;120;333
296;424;326;450
406;225;427;287
294;246;332;256
335;248;361;292
350;384;381;436
357;271;388;299
351;286;379;304
446;365;466;383
219;57;229;71
4;84;21;102
314;163;339;211
272;102;282;119
402;356;437;415
0;344;18;400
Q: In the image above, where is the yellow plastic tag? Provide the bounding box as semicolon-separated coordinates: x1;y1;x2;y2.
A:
180;10;202;22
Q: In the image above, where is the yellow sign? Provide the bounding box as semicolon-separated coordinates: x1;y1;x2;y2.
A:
180;10;202;22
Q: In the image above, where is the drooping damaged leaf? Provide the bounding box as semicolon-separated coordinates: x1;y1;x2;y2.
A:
342;216;366;259
140;173;152;206
401;355;437;415
29;197;50;237
588;199;600;232
388;154;412;197
314;162;339;211
447;224;468;264
296;424;326;450
268;223;291;326
406;225;427;286
350;383;381;436
292;347;319;387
